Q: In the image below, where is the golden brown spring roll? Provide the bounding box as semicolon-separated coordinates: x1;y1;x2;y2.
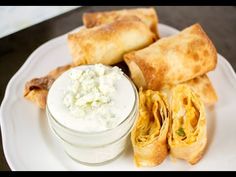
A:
184;75;217;106
82;7;159;38
161;74;218;106
168;84;207;165
124;23;217;90
24;64;73;109
68;18;156;66
131;89;170;167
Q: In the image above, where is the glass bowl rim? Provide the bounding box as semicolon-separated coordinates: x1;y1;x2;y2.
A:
46;64;139;136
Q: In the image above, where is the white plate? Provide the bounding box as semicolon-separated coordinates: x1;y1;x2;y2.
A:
1;24;236;171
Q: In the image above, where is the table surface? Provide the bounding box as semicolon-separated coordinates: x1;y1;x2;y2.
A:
0;6;235;171
0;6;79;38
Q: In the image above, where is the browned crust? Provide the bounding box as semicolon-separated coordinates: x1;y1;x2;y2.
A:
82;7;159;38
68;18;156;66
23;64;73;109
188;23;218;72
83;13;100;28
24;89;48;109
70;17;153;42
124;59;147;89
184;74;218;106
188;146;205;165
124;51;169;90
169;138;207;165
124;23;218;91
133;137;168;167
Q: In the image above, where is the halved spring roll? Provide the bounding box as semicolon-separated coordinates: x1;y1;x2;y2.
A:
82;7;159;38
131;88;170;167
68;18;156;66
168;84;207;165
124;23;217;90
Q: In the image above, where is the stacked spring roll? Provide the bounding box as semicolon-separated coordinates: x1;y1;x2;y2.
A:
124;23;218;106
24;8;157;109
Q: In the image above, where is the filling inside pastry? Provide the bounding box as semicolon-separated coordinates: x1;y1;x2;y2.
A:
170;85;202;145
134;89;169;146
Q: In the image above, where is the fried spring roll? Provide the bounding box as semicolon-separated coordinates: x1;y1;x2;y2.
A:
184;75;217;106
24;64;73;109
82;7;159;38
68;18;156;66
131;89;170;167
160;74;218;106
124;23;217;90
24;19;156;109
168;84;207;165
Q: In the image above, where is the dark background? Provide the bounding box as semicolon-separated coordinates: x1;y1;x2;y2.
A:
0;6;236;171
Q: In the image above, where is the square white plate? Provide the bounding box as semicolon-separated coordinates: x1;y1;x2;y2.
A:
1;24;236;171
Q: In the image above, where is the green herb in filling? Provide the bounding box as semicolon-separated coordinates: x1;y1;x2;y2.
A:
176;127;186;137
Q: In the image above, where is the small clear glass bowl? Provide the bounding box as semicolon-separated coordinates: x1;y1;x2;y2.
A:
46;73;138;165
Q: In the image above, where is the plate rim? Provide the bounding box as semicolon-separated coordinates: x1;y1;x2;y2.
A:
1;23;236;171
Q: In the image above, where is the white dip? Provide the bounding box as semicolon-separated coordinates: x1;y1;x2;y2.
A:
47;64;136;132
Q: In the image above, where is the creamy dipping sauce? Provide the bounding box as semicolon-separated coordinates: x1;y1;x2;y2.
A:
47;64;138;164
47;64;136;132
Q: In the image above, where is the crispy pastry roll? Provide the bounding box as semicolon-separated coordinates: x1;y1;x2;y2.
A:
131;89;170;167
184;75;217;106
24;19;156;109
124;23;217;90
161;74;218;106
82;7;159;38
24;64;73;109
68;19;156;66
168;84;207;165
